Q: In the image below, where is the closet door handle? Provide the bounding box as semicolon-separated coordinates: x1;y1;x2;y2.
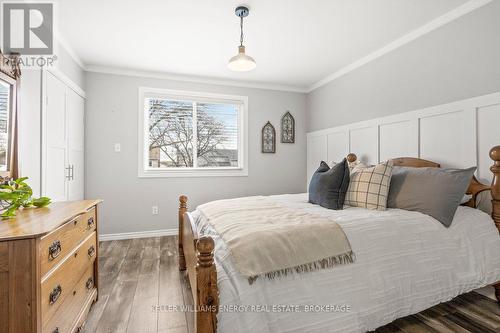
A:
70;165;75;180
65;165;71;180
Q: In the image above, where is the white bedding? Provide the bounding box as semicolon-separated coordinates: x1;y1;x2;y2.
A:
192;193;500;333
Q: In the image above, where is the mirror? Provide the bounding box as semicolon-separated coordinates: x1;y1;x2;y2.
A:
0;70;18;179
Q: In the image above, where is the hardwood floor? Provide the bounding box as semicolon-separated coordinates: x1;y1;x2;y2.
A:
83;236;500;333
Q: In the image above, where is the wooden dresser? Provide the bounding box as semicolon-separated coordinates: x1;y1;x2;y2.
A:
0;200;102;333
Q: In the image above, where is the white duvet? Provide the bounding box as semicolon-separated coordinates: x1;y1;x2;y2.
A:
192;193;500;333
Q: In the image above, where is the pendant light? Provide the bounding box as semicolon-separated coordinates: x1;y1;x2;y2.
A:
228;6;256;72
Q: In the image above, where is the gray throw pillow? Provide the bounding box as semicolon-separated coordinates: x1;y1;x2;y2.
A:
309;159;350;210
387;166;476;227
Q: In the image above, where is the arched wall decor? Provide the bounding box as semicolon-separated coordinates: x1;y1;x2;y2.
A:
261;121;276;153
281;111;295;143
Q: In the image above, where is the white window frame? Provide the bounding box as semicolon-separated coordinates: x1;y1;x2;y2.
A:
138;87;248;178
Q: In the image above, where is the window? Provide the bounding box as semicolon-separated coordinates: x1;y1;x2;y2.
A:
0;72;16;177
0;80;10;171
138;88;248;177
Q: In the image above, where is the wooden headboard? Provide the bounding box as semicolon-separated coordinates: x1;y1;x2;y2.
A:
346;151;495;218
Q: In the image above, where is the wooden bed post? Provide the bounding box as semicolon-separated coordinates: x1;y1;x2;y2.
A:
179;195;187;271
196;236;219;333
346;153;357;163
489;146;500;302
490;146;500;232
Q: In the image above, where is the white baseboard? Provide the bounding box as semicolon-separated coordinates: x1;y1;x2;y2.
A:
99;228;177;241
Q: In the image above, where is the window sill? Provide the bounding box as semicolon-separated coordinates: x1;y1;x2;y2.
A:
138;167;248;178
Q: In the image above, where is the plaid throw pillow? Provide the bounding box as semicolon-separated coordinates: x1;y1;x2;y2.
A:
345;160;394;210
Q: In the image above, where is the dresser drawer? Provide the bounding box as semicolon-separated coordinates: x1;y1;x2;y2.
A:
40;207;97;276
43;265;97;333
41;232;97;327
71;287;98;333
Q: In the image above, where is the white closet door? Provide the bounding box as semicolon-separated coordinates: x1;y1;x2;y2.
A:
44;73;68;201
67;89;85;200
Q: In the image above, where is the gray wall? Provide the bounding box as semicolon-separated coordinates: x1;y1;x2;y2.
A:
306;0;500;132
85;72;307;234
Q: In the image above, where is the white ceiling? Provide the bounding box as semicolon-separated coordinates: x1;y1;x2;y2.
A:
57;0;473;90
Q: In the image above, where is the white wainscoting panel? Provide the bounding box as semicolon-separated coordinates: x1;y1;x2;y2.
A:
326;131;349;165
306;91;500;188
350;126;378;165
477;103;500;182
307;134;327;184
419;110;468;168
379;120;418;161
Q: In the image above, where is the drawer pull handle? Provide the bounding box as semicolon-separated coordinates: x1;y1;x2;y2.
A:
87;216;95;229
52;328;59;333
48;240;61;260
49;285;62;305
88;245;96;258
86;277;94;290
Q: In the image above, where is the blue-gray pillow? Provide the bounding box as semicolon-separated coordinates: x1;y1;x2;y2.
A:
308;159;350;210
387;166;476;227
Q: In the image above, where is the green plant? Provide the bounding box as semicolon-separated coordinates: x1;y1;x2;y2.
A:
0;177;51;218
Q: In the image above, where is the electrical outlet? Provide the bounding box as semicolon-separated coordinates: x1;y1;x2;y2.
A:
114;143;121;152
152;206;159;215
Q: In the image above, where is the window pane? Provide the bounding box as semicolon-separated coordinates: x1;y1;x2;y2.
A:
0;81;10;171
147;98;193;168
197;102;238;168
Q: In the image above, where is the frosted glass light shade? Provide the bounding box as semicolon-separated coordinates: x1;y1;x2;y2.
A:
228;46;256;72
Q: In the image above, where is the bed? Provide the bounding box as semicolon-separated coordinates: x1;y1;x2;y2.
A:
178;146;500;333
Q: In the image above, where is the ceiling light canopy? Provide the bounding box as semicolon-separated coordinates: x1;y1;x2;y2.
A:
228;6;256;72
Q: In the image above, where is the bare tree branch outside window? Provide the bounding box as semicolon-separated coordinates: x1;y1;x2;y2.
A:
146;98;239;168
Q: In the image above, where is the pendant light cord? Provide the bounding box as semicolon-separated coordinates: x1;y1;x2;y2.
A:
240;16;244;47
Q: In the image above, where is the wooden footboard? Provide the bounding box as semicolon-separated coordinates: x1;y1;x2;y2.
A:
178;196;219;333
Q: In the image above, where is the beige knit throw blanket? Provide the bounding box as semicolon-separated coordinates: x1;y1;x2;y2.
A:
197;196;354;283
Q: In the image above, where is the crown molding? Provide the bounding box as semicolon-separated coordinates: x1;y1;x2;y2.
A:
85;65;308;93
307;0;493;93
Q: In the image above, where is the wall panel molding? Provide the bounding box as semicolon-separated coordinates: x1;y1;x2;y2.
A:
307;91;500;186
